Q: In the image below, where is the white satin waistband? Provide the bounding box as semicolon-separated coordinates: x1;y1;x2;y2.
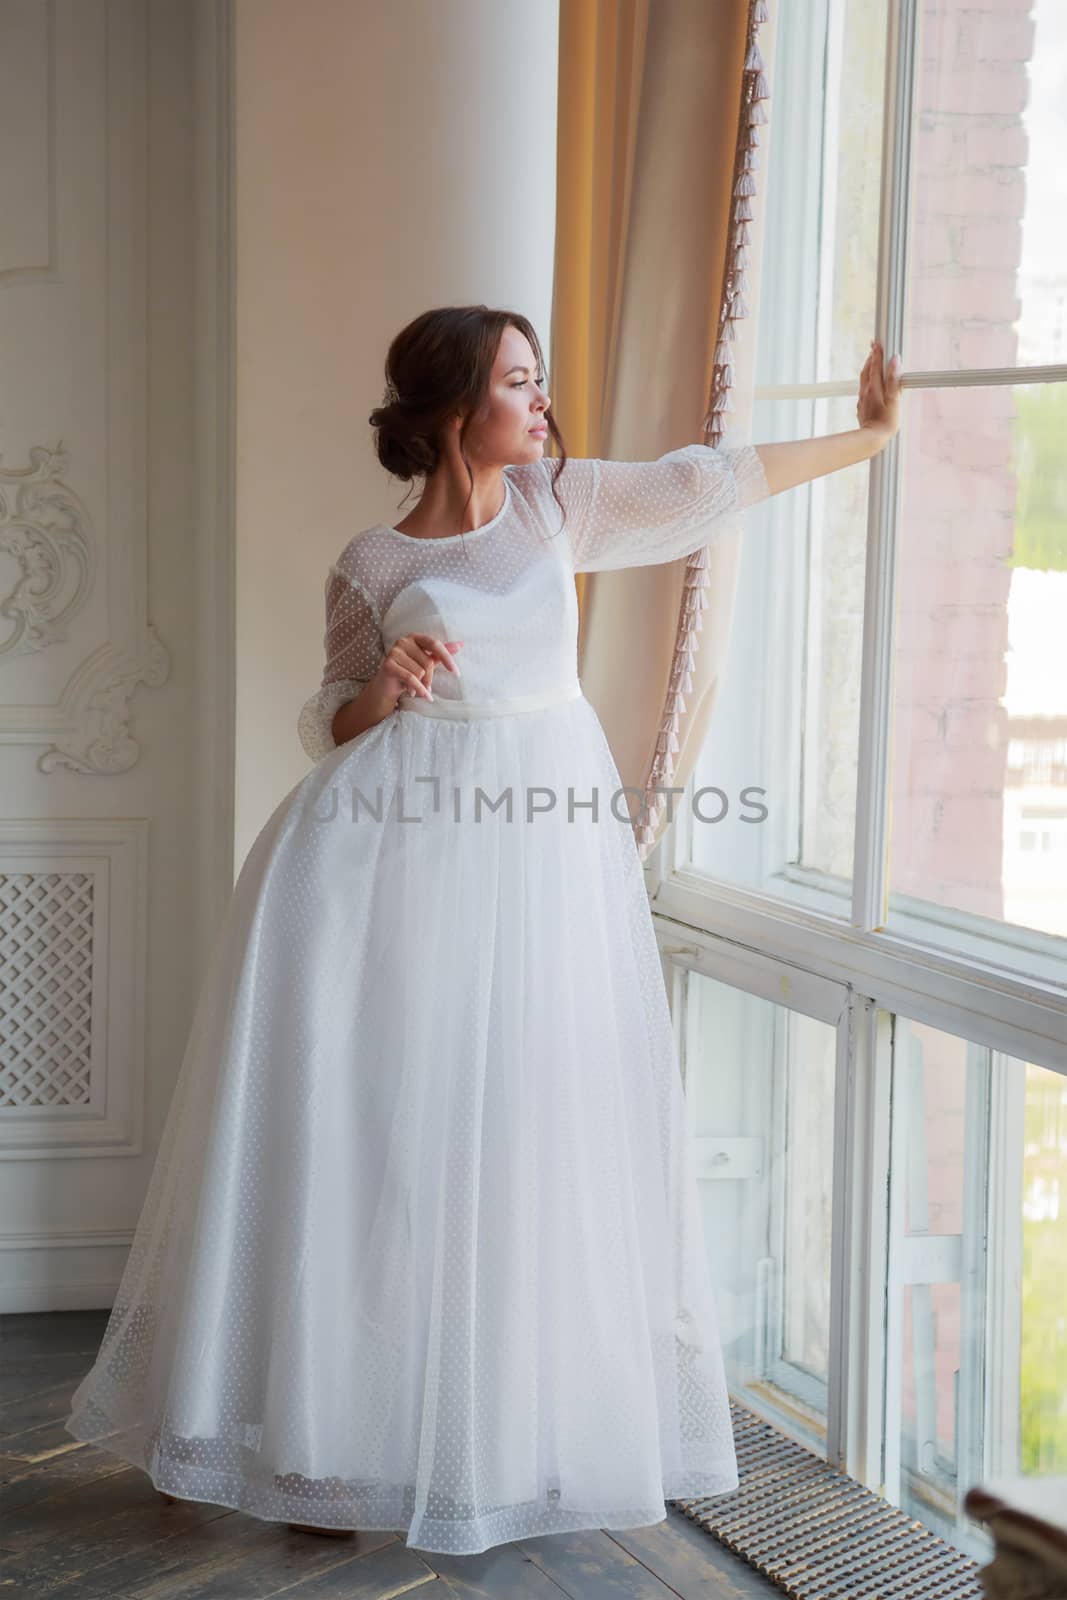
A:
397;681;584;720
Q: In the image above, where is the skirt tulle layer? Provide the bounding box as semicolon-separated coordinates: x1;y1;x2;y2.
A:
64;696;738;1555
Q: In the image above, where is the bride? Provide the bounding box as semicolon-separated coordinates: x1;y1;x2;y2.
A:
66;304;901;1555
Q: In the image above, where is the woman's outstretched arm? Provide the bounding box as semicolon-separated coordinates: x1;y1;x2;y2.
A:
754;340;904;496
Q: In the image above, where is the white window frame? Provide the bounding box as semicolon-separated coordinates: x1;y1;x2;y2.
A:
646;0;1067;1512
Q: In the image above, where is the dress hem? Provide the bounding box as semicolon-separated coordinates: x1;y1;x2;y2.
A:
63;1412;739;1557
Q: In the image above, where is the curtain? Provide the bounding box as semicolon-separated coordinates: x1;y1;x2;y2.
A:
552;0;775;860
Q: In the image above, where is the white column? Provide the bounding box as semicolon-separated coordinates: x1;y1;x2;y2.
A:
234;0;560;862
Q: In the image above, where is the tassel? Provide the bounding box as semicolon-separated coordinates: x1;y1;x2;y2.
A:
744;124;762;149
730;291;749;319
748;99;768;126
735;219;752;246
694;611;705;634
711;389;732;414
734;245;750;272
731;266;750;295
751;74;770;104
740;148;759;173
688;545;709;570
733;196;754;223
744;40;764;72
733;171;757;199
714;339;732;365
753;0;769;20
655;730;681;756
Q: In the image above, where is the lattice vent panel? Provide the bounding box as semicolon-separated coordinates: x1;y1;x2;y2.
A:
0;872;95;1109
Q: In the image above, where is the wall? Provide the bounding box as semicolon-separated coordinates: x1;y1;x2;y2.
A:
234;0;561;862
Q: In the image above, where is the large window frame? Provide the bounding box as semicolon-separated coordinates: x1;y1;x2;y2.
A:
648;0;1067;1532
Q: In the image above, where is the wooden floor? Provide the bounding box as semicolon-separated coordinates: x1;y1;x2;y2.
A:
0;1310;780;1600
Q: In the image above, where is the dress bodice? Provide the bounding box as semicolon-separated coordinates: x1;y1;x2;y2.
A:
345;469;581;711
298;444;769;760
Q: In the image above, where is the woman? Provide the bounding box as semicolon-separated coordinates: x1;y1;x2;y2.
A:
65;305;902;1555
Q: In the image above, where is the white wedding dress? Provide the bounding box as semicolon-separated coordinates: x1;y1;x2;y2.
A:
65;442;769;1555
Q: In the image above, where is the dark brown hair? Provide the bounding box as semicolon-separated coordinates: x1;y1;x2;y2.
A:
368;305;569;537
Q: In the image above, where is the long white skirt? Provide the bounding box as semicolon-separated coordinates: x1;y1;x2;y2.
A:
64;688;737;1555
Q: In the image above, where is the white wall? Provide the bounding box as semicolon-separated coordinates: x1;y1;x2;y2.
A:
234;0;560;863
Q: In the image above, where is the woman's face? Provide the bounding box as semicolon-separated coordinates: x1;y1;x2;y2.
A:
456;325;552;467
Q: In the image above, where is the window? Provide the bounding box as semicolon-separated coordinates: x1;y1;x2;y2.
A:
651;0;1067;1560
678;0;1067;989
682;969;840;1452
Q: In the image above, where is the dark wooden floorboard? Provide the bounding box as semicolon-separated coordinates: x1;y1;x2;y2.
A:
0;1309;111;1360
607;1512;782;1597
41;1516;410;1600
1;1311;777;1599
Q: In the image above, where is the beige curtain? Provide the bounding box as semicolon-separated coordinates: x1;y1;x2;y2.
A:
551;0;776;859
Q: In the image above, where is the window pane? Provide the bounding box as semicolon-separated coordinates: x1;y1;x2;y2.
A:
907;0;1067;371
1022;1061;1067;1473
688;395;871;908
887;382;1067;965
754;0;887;388
887;1019;1067;1558
683;971;837;1452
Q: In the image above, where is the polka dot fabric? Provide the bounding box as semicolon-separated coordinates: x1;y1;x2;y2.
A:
65;443;769;1555
296;443;769;761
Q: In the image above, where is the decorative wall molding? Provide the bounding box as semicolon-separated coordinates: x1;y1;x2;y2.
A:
0;0;237;1317
0;0;171;778
0;0;55;281
36;626;171;775
0;443;172;776
0;818;148;1159
0;445;96;659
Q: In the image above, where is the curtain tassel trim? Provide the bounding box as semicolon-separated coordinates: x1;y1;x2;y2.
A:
635;0;769;865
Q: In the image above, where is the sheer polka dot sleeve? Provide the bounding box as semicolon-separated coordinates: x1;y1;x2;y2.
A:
297;565;386;762
555;442;770;574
